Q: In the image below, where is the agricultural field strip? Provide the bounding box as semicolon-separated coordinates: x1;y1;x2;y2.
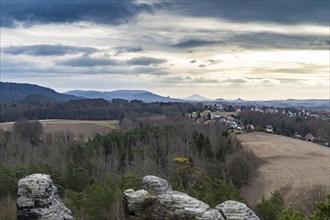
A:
0;119;119;128
237;132;330;206
0;119;120;138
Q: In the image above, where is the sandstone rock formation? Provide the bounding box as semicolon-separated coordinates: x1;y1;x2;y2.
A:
216;201;260;220
124;175;259;220
17;173;74;220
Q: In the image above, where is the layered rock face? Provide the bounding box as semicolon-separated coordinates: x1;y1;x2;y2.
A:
17;173;74;220
124;175;259;220
216;201;260;220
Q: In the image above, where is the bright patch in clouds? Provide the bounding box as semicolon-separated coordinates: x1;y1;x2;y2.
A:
1;0;329;100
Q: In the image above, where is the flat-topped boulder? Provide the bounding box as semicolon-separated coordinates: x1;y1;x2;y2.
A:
17;173;74;220
124;175;259;220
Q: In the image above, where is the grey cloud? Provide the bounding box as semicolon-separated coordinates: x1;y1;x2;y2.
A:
114;47;143;55
2;1;328;29
220;78;280;85
252;64;329;75
172;39;225;48
272;66;329;74
159;76;185;84
207;60;221;66
1;59;76;76
3;44;98;56
55;57;120;67
172;1;329;25
194;60;220;68
190;60;196;63
160;76;218;84
1;57;168;76
193;77;218;84
1;59;44;74
132;67;169;75
222;78;250;84
127;56;167;66
159;76;218;85
1;0;156;27
230;32;329;50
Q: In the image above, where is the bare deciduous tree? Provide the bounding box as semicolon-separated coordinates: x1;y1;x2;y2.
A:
13;119;43;145
298;185;329;217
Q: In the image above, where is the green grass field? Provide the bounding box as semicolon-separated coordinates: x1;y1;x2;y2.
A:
95;120;119;129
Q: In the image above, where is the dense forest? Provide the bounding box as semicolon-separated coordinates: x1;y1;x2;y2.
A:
0;116;247;219
0;100;329;220
0;98;198;122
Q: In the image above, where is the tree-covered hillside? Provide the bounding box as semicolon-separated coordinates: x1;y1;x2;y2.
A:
0;82;80;102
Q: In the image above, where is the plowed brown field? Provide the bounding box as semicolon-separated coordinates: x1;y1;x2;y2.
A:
237;132;330;207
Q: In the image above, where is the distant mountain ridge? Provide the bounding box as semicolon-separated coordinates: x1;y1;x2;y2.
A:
1;82;328;110
0;82;80;102
185;94;212;102
214;98;329;111
65;90;182;103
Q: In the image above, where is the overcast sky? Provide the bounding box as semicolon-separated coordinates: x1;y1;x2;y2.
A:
1;0;329;100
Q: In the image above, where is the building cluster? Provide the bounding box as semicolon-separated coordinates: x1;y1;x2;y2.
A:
190;103;329;147
204;103;329;119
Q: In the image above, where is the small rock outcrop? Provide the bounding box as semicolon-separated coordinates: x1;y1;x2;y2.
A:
17;173;74;220
216;201;260;220
124;175;259;220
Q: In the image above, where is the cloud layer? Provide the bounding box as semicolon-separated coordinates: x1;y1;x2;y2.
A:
173;1;329;25
127;56;167;66
3;44;98;56
2;1;328;27
55;57;119;67
172;39;225;48
1;1;329;99
1;0;155;27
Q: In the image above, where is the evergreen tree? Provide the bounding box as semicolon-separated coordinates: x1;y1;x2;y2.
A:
255;191;284;220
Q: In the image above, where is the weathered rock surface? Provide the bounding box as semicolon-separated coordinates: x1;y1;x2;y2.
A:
124;175;260;220
216;201;260;220
17;173;74;220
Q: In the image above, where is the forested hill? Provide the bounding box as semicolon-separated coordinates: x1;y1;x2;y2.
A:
0;82;80;102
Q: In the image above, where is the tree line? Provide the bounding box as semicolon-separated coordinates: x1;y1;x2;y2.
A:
0;98;199;122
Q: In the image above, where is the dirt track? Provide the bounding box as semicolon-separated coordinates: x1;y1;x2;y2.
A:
237;132;330;206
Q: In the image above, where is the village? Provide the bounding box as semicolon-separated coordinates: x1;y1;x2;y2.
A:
188;103;330;147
